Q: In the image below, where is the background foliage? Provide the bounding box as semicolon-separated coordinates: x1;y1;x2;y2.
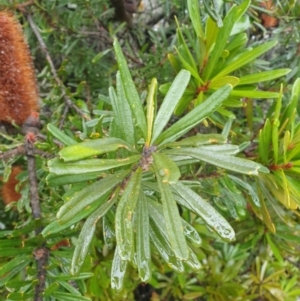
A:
1;0;300;300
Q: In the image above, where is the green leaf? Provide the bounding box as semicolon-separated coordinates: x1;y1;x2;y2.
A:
153;158;188;260
0;247;33;257
111;73;136;146
56;171;129;224
272;91;283;164
48;155;140;175
7;293;35;300
213;40;278;80
47;123;77;146
228;175;260;207
188;0;204;38
0;255;32;286
146;78;157;146
166;134;226;147
176;47;201;81
111;246;128;291
281;78;300;128
230;89;280;98
175;18;201;83
166;147;266;175
236;0;251;21
238;69;291;86
71;188;119;275
136;191;151;282
59;137;137;162
42;198;102;236
205;16;219;54
152;153;180;184
197;144;239;155
203;6;237;80
266;234;283;263
148;199;201;247
185;249;202;271
151;70;191;144
203;0;223;28
149;220;184;273
209;76;240;88
52;292;91;301
46;171;104;186
43;282;60;297
115;167;142;260
113;40;147;139
172;182;235;241
258;118;272;164
48;273;93;280
155;84;232;145
92;48;111;64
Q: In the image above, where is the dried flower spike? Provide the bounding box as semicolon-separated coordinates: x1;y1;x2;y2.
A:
0;11;39;125
1;166;23;206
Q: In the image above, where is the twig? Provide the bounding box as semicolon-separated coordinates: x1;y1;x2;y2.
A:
24;137;41;228
59;104;71;130
0;145;26;161
33;247;49;301
21;114;48;301
26;13;91;124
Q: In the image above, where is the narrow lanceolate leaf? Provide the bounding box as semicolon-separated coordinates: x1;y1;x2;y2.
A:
146;78;157;146
230;89;280;98
51;292;91;301
46;170;102;186
228;175;260;207
151;70;191;144
258;118;272;164
149;220;184;273
238;69;291;86
47;123;77;146
212;40;278;80
209;76;240;88
71;188;119;275
185;249;202;271
115;167;142;260
0;255;32;287
166;147;266;175
70;188;120;275
172;182;235;241
148;199;202;247
148;204;202;271
166;134;226;147
136;191;151;282
197;144;239;155
203;6;237;81
56;171;129;224
111;247;128;291
152;152;180;184
59;137;137;162
113;40;147;139
236;0;251;20
152;160;188;260
188;0;204;38
154;84;232;145
111;73;135;146
48;155;141;175
42;199;102;236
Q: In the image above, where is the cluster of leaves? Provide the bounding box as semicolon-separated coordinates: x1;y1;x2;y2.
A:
1;0;300;301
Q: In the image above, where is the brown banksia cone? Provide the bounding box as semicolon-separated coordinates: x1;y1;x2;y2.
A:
1;166;23;206
260;1;279;29
0;11;39;125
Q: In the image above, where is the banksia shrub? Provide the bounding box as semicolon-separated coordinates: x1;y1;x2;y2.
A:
0;11;39;125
